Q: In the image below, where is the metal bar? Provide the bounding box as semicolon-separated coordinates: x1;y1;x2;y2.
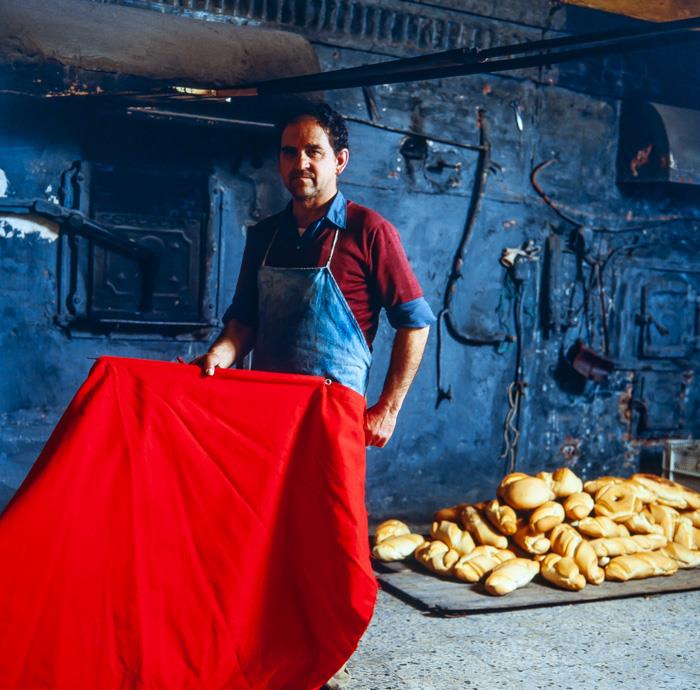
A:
209;16;700;96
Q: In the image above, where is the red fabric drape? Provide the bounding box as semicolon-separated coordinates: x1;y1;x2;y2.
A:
0;357;377;690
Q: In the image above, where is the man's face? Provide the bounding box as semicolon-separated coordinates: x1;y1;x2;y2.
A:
279;116;348;203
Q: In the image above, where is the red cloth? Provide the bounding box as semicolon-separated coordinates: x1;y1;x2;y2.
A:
0;357;377;690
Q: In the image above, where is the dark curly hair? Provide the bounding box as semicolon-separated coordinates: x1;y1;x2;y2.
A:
276;98;349;154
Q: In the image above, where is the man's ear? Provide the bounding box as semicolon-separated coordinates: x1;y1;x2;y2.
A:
336;148;349;176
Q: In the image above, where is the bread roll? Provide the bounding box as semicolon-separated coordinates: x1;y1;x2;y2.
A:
589;534;667;559
537;468;583;498
498;474;554;510
694;527;700;550
414;540;460;576
683;487;700;510
575;516;630;539
624;479;657;504
431;520;475;556
372;533;425;561
461;506;509;549
673;517;695;549
662;542;700;569
622;513;664;536
484;558;540;595
540;554;586;591
604;551;679;581
434;503;469;523
484;499;518;535
529;501;565;533
513;524;551;555
594;483;641;522
563;492;594;521
583;476;623;495
453;545;516;583
682;509;700;528
631;474;689;510
645;504;680;541
549;524;604;585
375;519;410;544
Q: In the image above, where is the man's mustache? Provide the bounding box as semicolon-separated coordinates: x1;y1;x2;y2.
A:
290;172;315;180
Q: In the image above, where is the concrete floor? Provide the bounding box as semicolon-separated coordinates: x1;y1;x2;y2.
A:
344;588;700;689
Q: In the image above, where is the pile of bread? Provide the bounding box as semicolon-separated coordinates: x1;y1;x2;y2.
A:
372;470;700;596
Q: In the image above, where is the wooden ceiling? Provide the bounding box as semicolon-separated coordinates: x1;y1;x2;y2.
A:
566;1;700;22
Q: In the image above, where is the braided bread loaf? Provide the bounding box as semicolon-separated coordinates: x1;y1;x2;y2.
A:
540;554;586;591
484;499;518;535
431;520;475;556
461;506;509;549
372;534;425;561
484;558;540;595
453;546;515;583
604;551;678;581
563;492;594;521
414;541;459;576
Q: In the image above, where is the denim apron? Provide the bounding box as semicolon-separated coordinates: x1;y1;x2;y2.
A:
253;227;372;396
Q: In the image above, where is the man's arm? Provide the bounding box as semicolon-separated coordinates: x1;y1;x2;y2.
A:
190;319;256;376
364;325;429;447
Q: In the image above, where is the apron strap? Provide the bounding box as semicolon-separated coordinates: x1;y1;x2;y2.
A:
261;228;280;267
325;229;340;269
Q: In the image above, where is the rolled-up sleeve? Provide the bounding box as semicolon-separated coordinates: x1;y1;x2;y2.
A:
386;296;435;329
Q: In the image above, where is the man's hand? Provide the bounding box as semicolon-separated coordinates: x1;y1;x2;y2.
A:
184;319;255;377
189;348;235;376
364;402;399;448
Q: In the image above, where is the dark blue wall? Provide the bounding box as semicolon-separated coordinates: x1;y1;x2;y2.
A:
2;0;700;520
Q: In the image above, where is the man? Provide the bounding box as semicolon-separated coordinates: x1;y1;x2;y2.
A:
194;100;434;447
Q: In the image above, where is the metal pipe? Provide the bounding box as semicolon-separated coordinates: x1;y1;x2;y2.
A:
209;16;700;96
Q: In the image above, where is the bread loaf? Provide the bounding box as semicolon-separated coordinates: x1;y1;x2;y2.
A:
589;534;667;559
574;516;630;539
631;474;689;510
484;499;518;535
513;524;551;555
375;519;410;544
694;527;700;550
624;479;657;504
583;476;622;495
431;520;475;556
484;558;540;595
563;492;594;521
604;551;679;581
540;554;586;591
622;513;664;536
498;473;555;510
453;545;515;583
461;506;509;549
529;501;565;533
682;509;700;528
594;483;641;522
372;533;425;561
434;503;469;523
414;541;460;576
537;468;583;498
549;524;604;585
645;504;680;541
673;517;695;549
662;542;700;569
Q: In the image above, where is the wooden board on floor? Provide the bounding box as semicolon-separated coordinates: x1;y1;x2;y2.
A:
373;559;700;615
